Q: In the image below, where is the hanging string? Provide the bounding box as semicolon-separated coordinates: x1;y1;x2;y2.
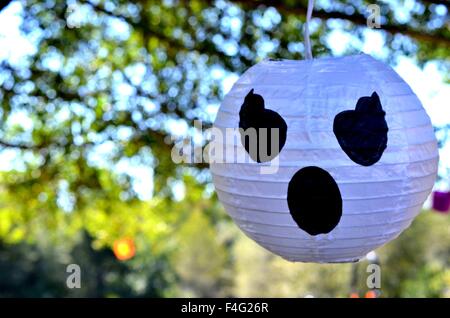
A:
303;0;315;60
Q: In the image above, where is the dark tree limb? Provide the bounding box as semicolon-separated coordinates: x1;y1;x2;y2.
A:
226;0;450;46
0;139;36;150
81;0;449;57
421;0;450;6
0;0;13;12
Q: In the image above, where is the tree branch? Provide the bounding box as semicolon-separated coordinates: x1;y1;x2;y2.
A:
421;0;450;6
227;0;450;46
80;0;246;70
0;0;13;12
83;0;449;59
0;139;36;150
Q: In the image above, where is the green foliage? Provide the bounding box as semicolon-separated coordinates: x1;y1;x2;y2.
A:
376;211;450;297
172;210;231;297
349;211;450;298
232;232;352;297
0;232;174;297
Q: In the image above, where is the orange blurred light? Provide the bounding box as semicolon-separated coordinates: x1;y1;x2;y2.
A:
365;290;377;298
349;293;359;298
113;238;136;261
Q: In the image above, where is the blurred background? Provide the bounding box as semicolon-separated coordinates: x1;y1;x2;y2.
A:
0;0;449;297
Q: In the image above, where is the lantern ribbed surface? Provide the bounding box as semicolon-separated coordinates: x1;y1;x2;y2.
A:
211;54;439;263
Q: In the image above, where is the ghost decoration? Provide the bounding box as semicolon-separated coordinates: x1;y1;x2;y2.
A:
210;54;439;263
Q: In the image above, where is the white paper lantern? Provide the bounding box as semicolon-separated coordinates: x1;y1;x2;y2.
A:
210;54;439;263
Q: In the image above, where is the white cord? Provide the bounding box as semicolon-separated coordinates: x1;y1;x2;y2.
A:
303;0;315;60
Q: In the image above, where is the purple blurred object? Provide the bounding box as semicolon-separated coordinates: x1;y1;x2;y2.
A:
432;191;450;213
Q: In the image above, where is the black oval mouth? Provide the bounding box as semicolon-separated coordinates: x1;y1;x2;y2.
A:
287;166;343;236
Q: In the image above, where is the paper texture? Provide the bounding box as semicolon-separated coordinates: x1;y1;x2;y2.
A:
211;54;439;263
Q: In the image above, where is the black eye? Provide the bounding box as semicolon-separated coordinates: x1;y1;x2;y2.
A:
239;89;287;163
287;166;342;236
333;92;388;166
